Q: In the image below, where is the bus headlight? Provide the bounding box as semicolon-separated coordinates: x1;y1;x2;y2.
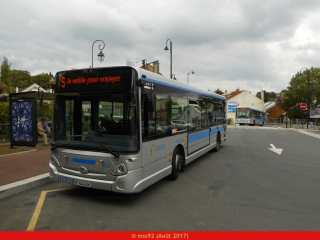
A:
50;155;60;167
110;163;127;176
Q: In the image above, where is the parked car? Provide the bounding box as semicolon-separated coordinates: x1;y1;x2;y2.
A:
142;121;166;136
171;120;196;131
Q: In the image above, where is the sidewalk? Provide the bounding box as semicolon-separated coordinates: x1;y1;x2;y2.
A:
0;145;51;186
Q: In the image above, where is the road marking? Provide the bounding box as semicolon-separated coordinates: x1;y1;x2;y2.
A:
268;144;283;155
26;187;78;231
296;129;320;139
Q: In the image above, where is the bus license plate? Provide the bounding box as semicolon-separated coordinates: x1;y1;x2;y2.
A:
72;179;91;188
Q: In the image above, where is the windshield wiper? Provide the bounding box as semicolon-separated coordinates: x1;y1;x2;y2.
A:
51;143;80;151
84;140;120;159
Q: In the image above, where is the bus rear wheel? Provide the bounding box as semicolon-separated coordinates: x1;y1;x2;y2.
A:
170;148;183;180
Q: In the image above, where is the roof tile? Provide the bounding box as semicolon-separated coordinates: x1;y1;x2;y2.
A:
224;90;243;100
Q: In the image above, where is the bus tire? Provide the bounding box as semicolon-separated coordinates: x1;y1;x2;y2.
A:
213;133;220;152
170;148;183;180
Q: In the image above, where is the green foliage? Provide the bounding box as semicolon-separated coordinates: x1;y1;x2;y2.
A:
37;101;54;120
0;101;10;124
269;92;276;99
31;73;51;87
214;88;224;95
283;67;320;118
0;57;12;88
0;83;7;94
11;69;31;88
227;118;232;125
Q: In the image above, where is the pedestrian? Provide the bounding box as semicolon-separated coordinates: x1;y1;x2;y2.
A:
37;117;51;145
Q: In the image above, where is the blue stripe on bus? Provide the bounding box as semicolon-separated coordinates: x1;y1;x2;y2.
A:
143;77;226;100
73;158;96;165
188;130;210;143
188;126;226;143
210;126;225;134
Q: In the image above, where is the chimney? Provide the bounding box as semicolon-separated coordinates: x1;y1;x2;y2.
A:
16;87;19;93
261;90;264;102
153;60;160;74
225;90;227;93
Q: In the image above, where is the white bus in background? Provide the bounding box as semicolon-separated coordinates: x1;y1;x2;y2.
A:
50;65;227;193
236;107;266;126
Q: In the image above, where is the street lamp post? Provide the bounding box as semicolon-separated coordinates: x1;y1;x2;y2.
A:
187;70;194;84
92;40;105;68
164;39;172;79
299;68;311;129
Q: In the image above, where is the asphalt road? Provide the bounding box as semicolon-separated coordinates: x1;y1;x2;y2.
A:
0;126;320;231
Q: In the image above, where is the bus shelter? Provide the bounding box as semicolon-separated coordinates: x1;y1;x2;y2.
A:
9;91;54;148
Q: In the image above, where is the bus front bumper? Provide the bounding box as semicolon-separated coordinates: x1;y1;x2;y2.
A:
236;119;249;124
49;162;142;193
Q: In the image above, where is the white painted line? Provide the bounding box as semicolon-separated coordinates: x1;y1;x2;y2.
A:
268;144;283;155
0;173;51;199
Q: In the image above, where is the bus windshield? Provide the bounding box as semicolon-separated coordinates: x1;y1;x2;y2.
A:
54;93;138;153
236;108;251;118
53;67;139;153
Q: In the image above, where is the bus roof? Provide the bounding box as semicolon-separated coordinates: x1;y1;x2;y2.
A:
136;67;226;101
237;107;266;113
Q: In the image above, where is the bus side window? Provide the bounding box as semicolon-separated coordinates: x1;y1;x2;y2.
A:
209;102;215;127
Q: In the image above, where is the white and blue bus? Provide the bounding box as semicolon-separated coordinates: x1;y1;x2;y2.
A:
50;65;227;193
236;107;266;126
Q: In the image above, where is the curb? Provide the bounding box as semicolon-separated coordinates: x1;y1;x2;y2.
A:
0;173;51;199
0;149;38;158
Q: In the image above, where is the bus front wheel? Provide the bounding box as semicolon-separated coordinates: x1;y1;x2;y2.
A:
170;148;183;180
212;133;220;152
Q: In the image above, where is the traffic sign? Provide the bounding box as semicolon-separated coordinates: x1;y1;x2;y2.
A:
300;103;307;110
67;115;72;121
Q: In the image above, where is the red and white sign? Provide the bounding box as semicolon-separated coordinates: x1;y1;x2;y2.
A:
300;103;307;110
67;115;72;121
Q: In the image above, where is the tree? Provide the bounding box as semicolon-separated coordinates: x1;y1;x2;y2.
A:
269;92;276;99
214;88;224;95
11;69;31;88
283;67;320;118
31;73;51;86
256;90;270;102
0;57;12;88
37;101;53;120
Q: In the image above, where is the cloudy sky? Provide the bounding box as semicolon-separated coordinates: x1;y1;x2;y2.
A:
1;0;320;94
